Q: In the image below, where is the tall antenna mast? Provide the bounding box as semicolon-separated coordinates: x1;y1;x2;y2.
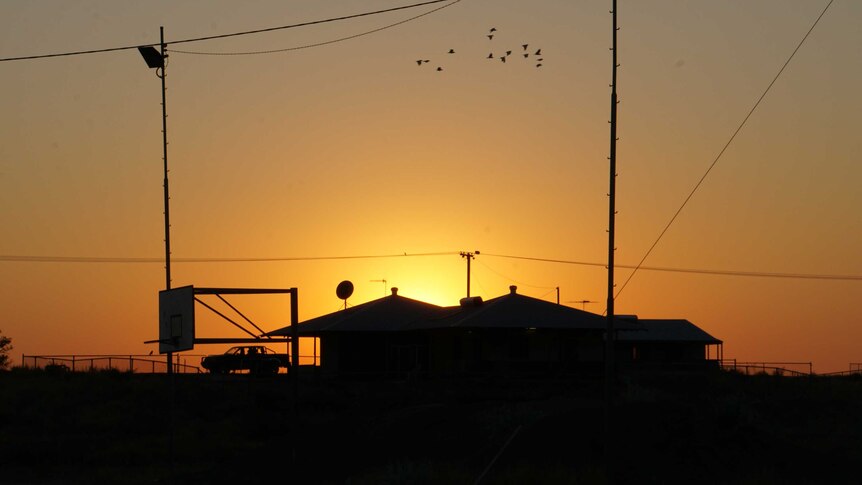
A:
605;0;619;477
370;279;388;296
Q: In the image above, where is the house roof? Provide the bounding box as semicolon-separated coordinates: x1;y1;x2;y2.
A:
616;318;722;344
266;286;720;345
265;288;446;336
414;287;612;331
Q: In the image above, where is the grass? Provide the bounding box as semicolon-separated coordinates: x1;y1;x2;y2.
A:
2;368;861;484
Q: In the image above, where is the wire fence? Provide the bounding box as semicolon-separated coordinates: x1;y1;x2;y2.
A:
720;359;814;376
21;352;321;374
815;362;862;377
21;354;204;373
19;354;859;378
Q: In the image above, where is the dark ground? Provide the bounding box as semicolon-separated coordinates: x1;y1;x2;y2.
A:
2;367;861;484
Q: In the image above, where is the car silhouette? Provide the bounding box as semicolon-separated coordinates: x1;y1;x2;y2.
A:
201;345;291;376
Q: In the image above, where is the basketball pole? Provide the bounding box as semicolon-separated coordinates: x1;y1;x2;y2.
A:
605;0;619;480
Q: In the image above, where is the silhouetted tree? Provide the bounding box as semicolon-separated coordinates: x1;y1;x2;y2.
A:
0;330;12;370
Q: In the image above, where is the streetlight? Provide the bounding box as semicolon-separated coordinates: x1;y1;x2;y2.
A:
139;27;173;374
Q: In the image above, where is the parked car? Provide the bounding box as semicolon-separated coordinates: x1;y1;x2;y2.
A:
201;346;291;376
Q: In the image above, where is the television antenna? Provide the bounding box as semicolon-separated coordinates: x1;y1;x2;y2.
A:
567;300;596;311
370;279;388;296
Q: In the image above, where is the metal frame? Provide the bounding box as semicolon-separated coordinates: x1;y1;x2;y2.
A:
192;287;300;373
151;286;300;372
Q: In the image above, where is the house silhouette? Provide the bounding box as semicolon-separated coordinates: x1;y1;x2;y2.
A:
268;285;722;377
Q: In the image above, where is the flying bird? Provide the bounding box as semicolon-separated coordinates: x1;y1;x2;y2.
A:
437;67;443;71
535;48;542;56
448;49;455;54
522;44;529;50
487;53;494;59
487;34;494;40
500;56;506;63
505;50;512;56
489;27;497;32
416;60;423;66
536;63;543;68
523;53;529;58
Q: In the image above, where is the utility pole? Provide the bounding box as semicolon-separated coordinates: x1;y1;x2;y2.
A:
139;27;172;374
606;0;619;479
459;251;479;297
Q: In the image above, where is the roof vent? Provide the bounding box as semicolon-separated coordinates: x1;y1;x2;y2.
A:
509;285;517;295
391;287;398;296
459;296;483;307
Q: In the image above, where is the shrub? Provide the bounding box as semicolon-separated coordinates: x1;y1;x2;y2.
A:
0;330;12;370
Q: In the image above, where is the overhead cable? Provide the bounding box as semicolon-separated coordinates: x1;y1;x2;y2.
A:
612;0;835;300
4;251;858;282
171;0;461;56
0;0;450;62
481;252;862;282
0;252;459;263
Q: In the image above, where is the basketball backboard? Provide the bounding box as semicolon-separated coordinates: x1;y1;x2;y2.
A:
159;285;195;353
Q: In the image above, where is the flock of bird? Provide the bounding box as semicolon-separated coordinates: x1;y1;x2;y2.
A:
416;27;544;72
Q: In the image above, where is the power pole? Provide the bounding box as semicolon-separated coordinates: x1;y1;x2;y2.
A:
459;251;479;297
606;0;619;479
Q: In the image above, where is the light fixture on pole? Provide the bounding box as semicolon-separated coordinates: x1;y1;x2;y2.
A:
138;27;173;374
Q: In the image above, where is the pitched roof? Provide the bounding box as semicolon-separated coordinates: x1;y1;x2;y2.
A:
265;289;445;336
616;318;722;344
412;288;611;331
265;287;720;344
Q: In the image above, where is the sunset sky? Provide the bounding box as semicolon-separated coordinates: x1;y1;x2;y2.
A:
1;0;859;373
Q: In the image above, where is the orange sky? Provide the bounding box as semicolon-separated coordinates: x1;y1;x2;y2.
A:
1;0;860;373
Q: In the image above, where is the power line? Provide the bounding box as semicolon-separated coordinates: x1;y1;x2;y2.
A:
481;252;862;282
1;250;860;281
474;258;557;289
612;0;835;300
0;252;458;263
482;253;606;269
170;0;461;56
0;0;450;62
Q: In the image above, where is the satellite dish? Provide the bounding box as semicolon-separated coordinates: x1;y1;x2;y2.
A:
336;280;354;301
